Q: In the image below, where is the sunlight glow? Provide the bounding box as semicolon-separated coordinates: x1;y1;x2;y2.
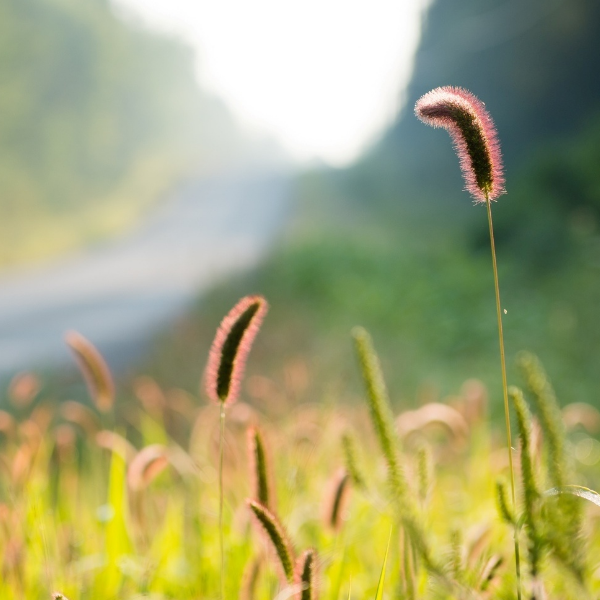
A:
112;0;429;165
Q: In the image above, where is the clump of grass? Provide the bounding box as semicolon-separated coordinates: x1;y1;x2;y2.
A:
517;352;587;584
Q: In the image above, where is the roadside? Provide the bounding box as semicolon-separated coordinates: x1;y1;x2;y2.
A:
0;169;292;378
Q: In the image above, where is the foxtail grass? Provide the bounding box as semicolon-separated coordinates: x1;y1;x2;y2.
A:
247;425;273;510
352;326;441;576
341;431;366;490
294;549;317;600
510;386;543;582
518;352;587;583
247;499;295;584
205;295;268;600
416;86;520;598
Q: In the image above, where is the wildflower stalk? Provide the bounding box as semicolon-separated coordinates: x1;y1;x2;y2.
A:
485;193;522;598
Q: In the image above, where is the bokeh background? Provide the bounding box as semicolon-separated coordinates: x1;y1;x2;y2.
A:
1;0;599;416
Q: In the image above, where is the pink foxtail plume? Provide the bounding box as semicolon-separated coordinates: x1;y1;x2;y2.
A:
415;86;505;203
205;295;268;406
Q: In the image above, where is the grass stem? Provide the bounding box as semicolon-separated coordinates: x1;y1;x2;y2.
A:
219;404;225;600
485;194;522;599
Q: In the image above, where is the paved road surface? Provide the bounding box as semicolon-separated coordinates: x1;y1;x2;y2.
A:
0;170;292;376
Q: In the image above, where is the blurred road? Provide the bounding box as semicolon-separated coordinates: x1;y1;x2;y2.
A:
0;170;292;376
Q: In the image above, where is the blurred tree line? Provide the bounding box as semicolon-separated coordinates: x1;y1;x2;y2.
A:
0;0;245;263
347;0;600;271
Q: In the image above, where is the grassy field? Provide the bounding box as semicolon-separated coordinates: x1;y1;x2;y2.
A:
2;288;600;599
6;162;599;597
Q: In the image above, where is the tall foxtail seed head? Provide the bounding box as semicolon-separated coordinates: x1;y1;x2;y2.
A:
205;295;268;406
65;330;115;412
415;87;505;203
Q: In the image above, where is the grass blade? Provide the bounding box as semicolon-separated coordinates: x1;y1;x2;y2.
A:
374;528;392;600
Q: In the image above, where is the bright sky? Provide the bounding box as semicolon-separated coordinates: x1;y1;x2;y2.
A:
112;0;429;165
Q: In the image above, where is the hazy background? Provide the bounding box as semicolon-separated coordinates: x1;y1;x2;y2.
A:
1;0;599;414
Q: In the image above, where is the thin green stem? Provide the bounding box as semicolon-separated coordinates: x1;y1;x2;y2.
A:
486;195;521;600
219;404;225;600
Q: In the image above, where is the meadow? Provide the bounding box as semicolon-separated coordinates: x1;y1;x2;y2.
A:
2;87;600;600
2;298;600;599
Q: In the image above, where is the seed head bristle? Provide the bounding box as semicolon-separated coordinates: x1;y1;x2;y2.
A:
247;499;295;583
65;330;114;412
415;86;505;203
294;548;318;600
205;295;268;406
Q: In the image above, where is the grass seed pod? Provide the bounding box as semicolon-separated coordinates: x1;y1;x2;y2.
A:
247;499;295;583
247;425;274;510
415;86;504;203
205;295;268;406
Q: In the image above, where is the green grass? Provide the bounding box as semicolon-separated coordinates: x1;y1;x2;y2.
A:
2;319;600;598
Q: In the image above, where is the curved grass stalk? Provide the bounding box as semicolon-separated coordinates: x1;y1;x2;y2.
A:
485;194;522;599
247;499;295;583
